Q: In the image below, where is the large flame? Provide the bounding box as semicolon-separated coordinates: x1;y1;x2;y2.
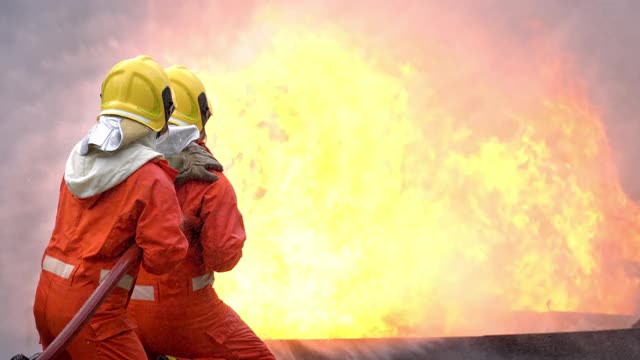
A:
192;19;640;339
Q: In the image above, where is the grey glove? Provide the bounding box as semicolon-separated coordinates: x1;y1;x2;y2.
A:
167;143;223;185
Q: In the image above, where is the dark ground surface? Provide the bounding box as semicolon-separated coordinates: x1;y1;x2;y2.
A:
266;328;640;359
11;328;640;359
10;312;639;359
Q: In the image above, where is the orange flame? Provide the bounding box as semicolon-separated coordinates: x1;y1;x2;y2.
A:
188;17;640;339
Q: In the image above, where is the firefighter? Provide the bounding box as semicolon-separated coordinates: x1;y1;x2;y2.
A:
33;56;189;359
128;65;275;360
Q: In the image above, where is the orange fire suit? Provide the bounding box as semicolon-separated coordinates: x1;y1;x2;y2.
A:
34;159;189;359
128;160;275;359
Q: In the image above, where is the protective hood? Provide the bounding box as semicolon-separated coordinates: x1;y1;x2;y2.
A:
64;117;163;199
156;124;200;157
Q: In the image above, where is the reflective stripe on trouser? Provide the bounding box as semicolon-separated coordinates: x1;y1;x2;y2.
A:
131;273;214;301
42;255;75;279
42;255;133;291
99;269;134;291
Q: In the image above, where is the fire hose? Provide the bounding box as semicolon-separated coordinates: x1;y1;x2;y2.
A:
12;245;142;360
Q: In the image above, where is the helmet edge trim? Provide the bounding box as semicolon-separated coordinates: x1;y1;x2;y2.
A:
99;109;153;126
169;117;191;127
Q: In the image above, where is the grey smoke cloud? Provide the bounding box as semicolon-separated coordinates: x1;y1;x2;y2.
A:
0;0;146;354
2;0;640;355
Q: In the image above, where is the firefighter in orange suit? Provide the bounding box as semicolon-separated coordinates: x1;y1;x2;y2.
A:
33;56;189;359
128;65;275;360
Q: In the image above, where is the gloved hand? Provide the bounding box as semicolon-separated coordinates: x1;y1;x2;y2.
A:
167;143;223;185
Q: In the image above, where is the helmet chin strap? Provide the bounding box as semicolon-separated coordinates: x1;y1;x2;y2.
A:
198;129;208;144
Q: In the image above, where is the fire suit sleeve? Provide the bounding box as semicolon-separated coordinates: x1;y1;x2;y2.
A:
136;174;189;275
200;175;246;272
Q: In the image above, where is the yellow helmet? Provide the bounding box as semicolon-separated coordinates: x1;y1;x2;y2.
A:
165;65;212;131
100;55;175;132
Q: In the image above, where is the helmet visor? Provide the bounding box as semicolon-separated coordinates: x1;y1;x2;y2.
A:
158;86;175;139
162;86;176;121
198;92;212;127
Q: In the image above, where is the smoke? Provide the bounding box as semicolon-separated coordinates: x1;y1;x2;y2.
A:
0;0;148;353
3;0;640;355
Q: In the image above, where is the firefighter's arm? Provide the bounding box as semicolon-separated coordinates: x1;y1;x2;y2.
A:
135;173;189;275
200;175;246;272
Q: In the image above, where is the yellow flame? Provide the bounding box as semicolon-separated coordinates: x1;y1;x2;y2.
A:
196;26;640;339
